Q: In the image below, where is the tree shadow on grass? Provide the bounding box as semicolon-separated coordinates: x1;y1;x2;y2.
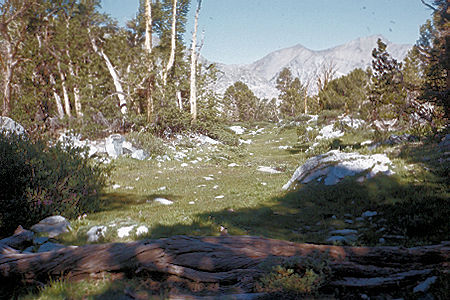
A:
146;140;449;247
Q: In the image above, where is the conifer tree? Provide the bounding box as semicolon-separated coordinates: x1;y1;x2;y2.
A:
368;39;407;129
276;67;306;118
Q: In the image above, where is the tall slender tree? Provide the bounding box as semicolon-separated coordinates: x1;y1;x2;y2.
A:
189;0;202;121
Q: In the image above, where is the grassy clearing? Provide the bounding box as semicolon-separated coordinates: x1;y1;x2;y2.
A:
20;122;450;299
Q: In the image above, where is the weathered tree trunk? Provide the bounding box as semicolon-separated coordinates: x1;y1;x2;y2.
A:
163;0;178;87
189;0;202;122
144;0;153;54
49;73;65;119
89;31;127;115
57;62;71;118
0;1;34;117
1;229;448;293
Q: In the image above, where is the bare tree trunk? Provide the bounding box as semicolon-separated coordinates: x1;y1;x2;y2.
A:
89;32;127;115
0;1;34;116
49;74;65;119
189;0;202;121
144;0;154;122
163;0;177;87
2;55;13;116
304;89;308;114
57;62;71;118
144;0;153;54
176;90;183;110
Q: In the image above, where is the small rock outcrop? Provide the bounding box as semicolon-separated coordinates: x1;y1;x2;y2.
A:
283;150;395;190
30;215;71;238
0;116;25;136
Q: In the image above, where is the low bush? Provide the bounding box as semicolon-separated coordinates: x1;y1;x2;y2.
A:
127;131;166;157
256;252;332;297
0;133;108;236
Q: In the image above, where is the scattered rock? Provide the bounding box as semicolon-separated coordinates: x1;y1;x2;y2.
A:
239;139;252;144
385;134;418;145
33;236;49;245
283;150;395;190
438;134;450;152
22;246;34;253
229;125;246;135
362;211;378;218
136;225;148;236
154;198;173;205
326;235;357;244
105;134;125;158
37;242;65;253
329;229;358;235
203;176;214;181
117;225;135;238
413;276;437;293
257;166;282;174
131;149;149;160
86;225;107;242
31;216;71;238
0;116;25;136
316;124;344;140
338;116;365;129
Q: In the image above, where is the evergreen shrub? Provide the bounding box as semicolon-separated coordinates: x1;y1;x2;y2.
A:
0;132;108;235
256;253;332;297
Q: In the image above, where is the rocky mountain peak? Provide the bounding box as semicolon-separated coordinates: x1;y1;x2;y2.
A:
209;35;411;99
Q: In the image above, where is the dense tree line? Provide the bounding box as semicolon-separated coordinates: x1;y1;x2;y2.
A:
0;0;218;137
1;0;447;136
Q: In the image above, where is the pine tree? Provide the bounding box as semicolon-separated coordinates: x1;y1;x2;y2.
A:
223;81;259;122
276;67;306;118
368;38;407;129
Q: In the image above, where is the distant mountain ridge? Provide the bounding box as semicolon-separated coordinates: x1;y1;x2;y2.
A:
206;35;412;99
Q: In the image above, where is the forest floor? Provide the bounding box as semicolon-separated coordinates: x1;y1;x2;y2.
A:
18;120;450;299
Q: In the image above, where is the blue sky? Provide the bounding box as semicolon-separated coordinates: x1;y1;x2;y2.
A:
100;0;432;65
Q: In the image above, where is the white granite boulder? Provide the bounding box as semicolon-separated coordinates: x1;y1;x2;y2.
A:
86;225;107;242
30;215;71;238
283;150;395;190
105;134;125;158
0;116;25;136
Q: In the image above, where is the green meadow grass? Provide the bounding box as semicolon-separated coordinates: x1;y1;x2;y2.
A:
20;123;450;299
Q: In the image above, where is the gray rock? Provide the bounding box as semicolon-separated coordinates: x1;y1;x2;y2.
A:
362;211;378;218
31;215;71;238
131;149;149;160
86;225;107;242
413;276;437;293
105;134;125;158
386;134;418;145
23;246;35;253
326;235;357;243
33;236;49;245
439;134;450;151
330;229;358;235
37;242;65;252
0;116;25;136
283;150;395;189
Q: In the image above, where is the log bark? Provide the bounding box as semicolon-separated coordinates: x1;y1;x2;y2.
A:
0;230;448;292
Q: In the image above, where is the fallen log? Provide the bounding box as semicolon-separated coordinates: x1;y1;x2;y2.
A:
0;229;448;292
